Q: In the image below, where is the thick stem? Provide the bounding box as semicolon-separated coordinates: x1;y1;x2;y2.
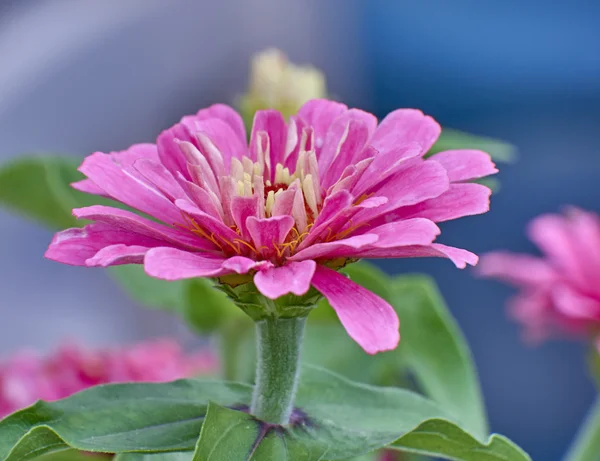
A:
250;316;306;425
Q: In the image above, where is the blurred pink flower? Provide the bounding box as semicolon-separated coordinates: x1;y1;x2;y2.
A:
46;99;496;354
0;339;218;418
478;207;600;343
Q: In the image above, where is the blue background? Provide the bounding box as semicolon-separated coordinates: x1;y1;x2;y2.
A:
1;1;599;459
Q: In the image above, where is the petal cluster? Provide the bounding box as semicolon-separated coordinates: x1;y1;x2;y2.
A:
46;99;496;353
478;208;600;342
0;340;217;418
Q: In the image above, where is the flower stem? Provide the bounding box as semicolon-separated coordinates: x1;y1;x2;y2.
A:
565;396;600;461
250;316;306;425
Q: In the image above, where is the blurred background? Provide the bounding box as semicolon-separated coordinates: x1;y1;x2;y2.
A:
1;1;599;459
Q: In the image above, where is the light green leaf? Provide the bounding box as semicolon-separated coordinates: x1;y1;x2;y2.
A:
564;397;600;461
390;275;488;440
193;403;327;460
390;419;530;461
108;265;187;312
428;128;516;163
0;156;80;229
0;380;251;461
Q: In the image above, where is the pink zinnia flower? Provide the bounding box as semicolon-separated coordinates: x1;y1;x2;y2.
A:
478;208;600;343
0;339;217;418
46;99;496;354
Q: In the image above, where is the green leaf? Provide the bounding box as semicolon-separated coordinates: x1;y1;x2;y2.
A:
35;450;104;461
0;156;79;229
390;275;488;440
305;263;488;440
193;403;328;460
0;367;529;461
564;397;600;461
428;129;516;163
108;265;187;312
115;453;192;461
390;419;530;461
0;380;251;461
184;279;244;334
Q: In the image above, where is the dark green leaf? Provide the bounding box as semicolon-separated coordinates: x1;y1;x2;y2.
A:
0;367;529;461
36;450;106;461
390;275;488;440
0;380;251;461
428;129;516;163
193;403;327;460
115;453;191;461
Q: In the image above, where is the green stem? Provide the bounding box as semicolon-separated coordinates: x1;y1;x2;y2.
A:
250;316;306;425
565;396;600;461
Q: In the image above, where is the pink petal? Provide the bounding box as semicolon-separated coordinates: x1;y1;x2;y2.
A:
369;109;441;153
156;123;196;183
132;159;188;202
552;284;600;321
246;215;295;259
78;152;182;225
175;199;241;246
271;188;297;217
187;103;247;148
352;143;424;197
176;175;224;220
431;149;498;182
254;260;317;299
221;256;273;274
477;252;557;287
372;183;491;225
319;109;377;183
45;223;164;266
73;205;212;251
144;248;228;281
365;218;441;248
352;159;450;225
194;117;248;175
231;195;260;240
86;244;148;267
71;179;108;197
290;234;379;261
249;110;288;181
298;99;348;153
351;243;478;268
311;265;400;354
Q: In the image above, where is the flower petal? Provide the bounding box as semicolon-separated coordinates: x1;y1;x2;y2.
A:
187;103;247;148
369;108;441;153
477;251;557;287
350;243;478;268
431;149;498;182
73;205;212;251
298;99;348;152
78;152;182;225
86;244;148;267
221;256;273;274
249;110;288;181
290;234;379;261
132;159;188;202
371;183;491;225
311;265;400;354
319;109;377;183
45;223;165;266
144;248;228;281
231;195;261;240
254;260;317;299
156;123;196;183
246;215;295;259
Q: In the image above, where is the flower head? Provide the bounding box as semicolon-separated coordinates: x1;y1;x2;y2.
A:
46;99;496;354
0;339;217;418
239;48;326;121
478;208;600;343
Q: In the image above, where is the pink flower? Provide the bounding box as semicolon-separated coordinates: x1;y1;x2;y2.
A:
0;340;217;418
46;99;496;354
478;208;600;343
